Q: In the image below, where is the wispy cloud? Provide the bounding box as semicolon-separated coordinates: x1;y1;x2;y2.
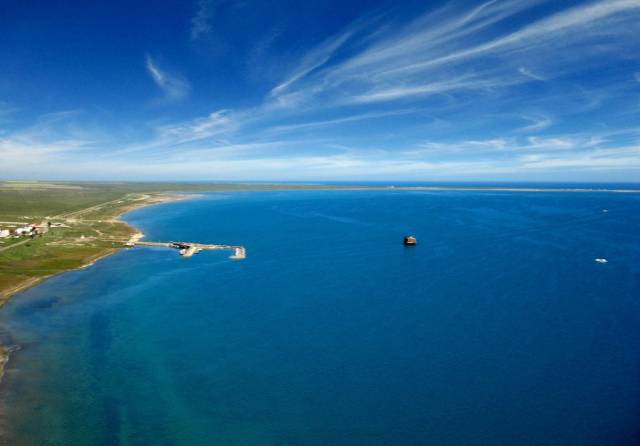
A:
5;118;638;181
518;67;546;81
157;110;235;142
268;108;422;134
410;134;607;157
517;144;640;170
267;0;640;107
145;55;191;101
517;114;553;133
132;0;639;174
0;110;101;172
269;30;354;99
190;0;214;41
5;0;639;181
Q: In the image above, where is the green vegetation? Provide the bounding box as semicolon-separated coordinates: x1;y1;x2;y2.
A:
0;182;176;303
0;180;358;303
0;186;121;222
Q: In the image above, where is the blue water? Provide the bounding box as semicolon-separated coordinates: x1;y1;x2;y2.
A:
1;190;639;445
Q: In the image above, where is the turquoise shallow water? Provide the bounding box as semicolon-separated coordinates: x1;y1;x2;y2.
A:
1;190;639;445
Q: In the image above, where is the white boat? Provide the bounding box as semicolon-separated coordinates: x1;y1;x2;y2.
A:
594;258;608;264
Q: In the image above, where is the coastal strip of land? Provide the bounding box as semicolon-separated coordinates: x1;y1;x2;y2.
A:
0;190;190;306
377;186;640;193
0;179;359;305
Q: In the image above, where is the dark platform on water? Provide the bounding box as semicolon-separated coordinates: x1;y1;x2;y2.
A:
403;235;417;246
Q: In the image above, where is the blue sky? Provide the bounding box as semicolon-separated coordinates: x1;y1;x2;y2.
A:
1;0;639;182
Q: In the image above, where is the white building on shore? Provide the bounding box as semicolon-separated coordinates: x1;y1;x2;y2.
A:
14;226;35;236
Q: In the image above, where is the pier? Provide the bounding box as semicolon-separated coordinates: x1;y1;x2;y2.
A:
132;241;246;259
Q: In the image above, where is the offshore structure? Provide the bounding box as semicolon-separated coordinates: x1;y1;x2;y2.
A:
403;235;417;246
126;240;246;259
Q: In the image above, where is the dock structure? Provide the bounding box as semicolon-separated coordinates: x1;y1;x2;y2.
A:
133;241;246;259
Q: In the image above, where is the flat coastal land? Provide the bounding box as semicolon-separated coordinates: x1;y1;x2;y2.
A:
0;180;354;304
0;184;185;305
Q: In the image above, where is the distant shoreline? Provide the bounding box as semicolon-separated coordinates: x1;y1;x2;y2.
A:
0;193;191;306
342;185;640;193
2;180;639;194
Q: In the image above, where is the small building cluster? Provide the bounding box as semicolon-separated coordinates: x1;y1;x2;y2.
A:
14;225;36;236
0;223;48;239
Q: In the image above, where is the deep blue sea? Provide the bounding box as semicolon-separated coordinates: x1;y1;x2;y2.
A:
1;189;639;445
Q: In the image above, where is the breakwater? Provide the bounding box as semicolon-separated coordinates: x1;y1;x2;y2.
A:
133;241;246;259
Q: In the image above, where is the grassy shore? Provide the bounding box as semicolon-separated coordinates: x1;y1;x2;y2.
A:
0;186;185;306
0;180;356;305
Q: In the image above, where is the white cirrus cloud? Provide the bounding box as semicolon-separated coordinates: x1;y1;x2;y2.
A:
517;114;553;133
145;55;191;101
268;0;640;107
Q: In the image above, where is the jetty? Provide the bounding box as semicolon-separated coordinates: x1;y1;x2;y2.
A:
132;241;246;259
